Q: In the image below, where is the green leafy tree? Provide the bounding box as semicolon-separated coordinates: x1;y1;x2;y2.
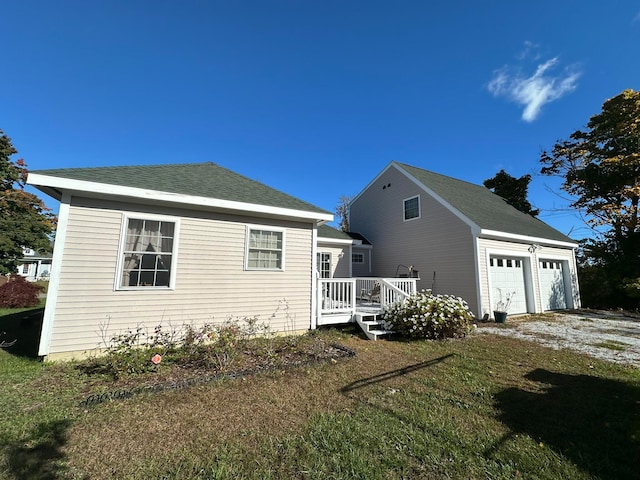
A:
483;169;540;217
540;89;640;308
0;129;56;274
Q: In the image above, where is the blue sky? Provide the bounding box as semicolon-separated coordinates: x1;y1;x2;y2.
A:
2;1;639;239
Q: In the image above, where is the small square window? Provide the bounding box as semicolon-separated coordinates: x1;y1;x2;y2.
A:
403;196;420;221
352;252;365;264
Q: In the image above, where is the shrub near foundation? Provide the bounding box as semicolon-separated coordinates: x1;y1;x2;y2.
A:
382;289;473;339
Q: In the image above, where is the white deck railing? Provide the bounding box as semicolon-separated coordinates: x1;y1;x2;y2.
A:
318;277;418;322
318;278;357;316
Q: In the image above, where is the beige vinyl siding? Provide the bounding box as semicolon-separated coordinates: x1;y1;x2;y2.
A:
350;166;478;313
47;197;314;357
316;243;351;278
476;237;578;315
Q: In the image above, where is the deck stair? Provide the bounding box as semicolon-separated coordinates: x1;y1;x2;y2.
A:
354;312;393;341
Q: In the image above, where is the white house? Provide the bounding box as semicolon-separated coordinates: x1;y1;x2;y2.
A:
16;248;52;281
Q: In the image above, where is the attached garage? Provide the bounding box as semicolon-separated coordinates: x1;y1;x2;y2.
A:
539;260;567;310
489;256;529;314
346;161;581;319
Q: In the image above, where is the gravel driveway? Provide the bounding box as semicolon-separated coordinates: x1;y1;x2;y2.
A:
479;310;640;367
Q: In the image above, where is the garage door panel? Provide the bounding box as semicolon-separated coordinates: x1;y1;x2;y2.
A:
540;260;566;310
489;256;527;314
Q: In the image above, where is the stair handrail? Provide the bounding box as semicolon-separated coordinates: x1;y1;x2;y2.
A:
378;278;414;309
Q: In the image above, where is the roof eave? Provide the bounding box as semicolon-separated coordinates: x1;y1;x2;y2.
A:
28;173;333;223
479;229;578;248
317;236;358;245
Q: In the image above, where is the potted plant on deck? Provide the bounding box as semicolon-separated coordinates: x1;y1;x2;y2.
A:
493;289;515;323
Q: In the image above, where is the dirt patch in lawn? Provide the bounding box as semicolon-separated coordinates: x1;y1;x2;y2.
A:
478;310;640;367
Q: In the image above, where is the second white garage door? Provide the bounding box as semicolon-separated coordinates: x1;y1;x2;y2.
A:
489;257;528;314
539;260;567;310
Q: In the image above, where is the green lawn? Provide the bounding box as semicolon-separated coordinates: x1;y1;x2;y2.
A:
0;311;639;479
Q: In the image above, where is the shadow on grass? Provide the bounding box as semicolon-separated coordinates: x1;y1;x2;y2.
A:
0;307;44;359
340;354;453;393
493;368;640;480
4;419;72;480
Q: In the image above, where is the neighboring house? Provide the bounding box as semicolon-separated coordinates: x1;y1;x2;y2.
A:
348;161;580;319
28;163;332;360
17;248;52;281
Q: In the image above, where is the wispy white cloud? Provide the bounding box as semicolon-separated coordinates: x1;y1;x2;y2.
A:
487;50;582;122
516;41;541;61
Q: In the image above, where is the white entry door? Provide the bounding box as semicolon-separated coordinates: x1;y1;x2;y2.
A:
539;260;566;310
489;257;528;314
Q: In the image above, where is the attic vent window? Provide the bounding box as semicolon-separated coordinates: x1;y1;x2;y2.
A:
403;195;420;221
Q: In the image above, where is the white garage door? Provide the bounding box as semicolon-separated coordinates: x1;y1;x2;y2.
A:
539;260;566;310
489;257;528;314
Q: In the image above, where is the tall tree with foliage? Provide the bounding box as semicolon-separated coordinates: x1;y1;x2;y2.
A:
0;129;56;275
483;169;540;217
540;89;640;308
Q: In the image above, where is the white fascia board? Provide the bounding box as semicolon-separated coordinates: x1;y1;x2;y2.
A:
310;224;318;330
38;192;71;357
28;173;333;223
392;162;481;234
317;237;357;245
479;229;578;248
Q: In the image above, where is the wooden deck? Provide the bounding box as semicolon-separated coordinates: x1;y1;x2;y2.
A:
316;277;417;327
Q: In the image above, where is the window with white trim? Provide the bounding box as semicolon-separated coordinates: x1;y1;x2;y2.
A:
403;195;420;221
352;252;365;264
317;252;331;278
119;217;176;288
246;228;285;270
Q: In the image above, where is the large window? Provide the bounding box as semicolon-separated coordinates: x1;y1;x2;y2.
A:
317;252;331;278
246;227;285;270
119;217;176;288
403;195;420;221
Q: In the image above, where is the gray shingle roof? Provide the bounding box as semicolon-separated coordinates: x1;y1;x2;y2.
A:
396;162;575;243
317;224;353;240
346;231;372;245
32;162;330;215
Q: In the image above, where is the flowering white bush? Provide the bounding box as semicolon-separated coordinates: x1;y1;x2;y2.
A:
382;290;473;339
